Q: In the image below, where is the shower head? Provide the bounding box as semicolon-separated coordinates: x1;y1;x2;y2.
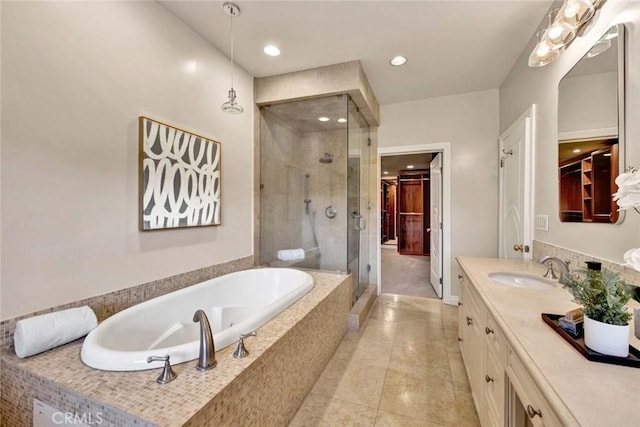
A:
319;153;333;164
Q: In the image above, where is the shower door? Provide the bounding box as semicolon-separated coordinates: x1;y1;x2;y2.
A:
347;97;370;303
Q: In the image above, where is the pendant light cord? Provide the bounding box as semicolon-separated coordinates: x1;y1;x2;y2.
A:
229;13;235;90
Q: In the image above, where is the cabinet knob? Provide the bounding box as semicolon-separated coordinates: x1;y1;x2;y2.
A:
458;337;463;342
458;274;464;281
466;316;473;326
458;301;463;306
485;327;494;335
485;375;494;383
526;405;542;419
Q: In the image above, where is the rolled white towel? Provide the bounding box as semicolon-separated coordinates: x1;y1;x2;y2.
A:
14;306;98;358
277;248;305;261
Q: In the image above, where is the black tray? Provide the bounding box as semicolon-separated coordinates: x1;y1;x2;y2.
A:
541;313;640;368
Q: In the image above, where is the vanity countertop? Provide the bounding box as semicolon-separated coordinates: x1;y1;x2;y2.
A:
457;256;640;427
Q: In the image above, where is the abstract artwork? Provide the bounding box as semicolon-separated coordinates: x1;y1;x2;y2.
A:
139;117;221;230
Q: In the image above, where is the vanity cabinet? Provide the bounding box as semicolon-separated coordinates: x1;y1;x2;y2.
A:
507;349;561;427
458;266;561;427
458;270;506;427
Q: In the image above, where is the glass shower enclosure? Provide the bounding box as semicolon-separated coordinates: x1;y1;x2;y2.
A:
259;95;370;303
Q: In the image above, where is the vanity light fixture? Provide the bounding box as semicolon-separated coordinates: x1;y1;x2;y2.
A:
406;165;414;169
337;118;347;123
528;0;604;68
221;2;244;114
318;117;330;122
390;55;407;66
263;45;281;57
383;171;389;175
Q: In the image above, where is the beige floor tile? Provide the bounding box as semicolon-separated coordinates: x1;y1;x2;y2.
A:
312;357;387;408
455;397;481;427
388;343;451;382
379;369;458;426
333;335;393;368
448;352;469;385
375;410;447;427
290;294;475;427
393;322;445;348
289;392;377;427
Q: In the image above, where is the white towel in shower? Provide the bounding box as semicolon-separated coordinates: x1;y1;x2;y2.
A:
277;248;305;261
14;306;98;358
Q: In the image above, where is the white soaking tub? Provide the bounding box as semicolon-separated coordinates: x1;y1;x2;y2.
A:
81;268;314;371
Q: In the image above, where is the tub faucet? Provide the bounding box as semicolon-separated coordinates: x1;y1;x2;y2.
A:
538;256;571;284
193;309;217;371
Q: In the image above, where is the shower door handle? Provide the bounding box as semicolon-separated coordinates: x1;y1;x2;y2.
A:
353;214;366;231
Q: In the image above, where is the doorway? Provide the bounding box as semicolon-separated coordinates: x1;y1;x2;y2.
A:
380;153;434;298
378;143;452;304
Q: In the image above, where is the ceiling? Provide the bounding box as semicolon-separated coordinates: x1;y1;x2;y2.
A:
381;153;433;178
160;1;553;105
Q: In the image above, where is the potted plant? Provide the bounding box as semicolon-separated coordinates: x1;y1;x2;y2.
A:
563;267;632;357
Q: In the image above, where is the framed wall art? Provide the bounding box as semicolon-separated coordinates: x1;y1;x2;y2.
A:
139;116;221;230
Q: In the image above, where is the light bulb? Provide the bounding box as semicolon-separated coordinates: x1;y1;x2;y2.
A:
536;42;551;57
564;0;580;18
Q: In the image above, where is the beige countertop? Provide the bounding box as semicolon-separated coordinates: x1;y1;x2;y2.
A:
457;256;640;427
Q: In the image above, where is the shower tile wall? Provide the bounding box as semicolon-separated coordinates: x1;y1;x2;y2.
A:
260;109;347;272
303;130;347;271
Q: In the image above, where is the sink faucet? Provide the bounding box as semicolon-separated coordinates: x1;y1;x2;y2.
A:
538;256;571;284
193;309;217;371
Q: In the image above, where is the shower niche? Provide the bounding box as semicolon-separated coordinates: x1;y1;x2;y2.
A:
259;95;371;302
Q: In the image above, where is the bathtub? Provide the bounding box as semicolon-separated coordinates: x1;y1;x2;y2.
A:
80;268;314;371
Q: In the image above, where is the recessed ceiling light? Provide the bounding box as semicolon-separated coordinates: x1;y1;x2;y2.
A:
337;118;347;123
573;149;582;153
390;55;407;66
263;45;281;57
406;165;414;169
318;117;330;122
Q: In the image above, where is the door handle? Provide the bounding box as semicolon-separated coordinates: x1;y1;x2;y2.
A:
426;228;431;233
513;244;530;253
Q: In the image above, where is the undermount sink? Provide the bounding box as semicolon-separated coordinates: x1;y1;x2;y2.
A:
488;272;556;290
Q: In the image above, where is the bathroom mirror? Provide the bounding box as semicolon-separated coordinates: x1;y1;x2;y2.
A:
558;24;625;224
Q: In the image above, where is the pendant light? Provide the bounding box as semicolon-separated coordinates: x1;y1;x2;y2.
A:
221;2;243;115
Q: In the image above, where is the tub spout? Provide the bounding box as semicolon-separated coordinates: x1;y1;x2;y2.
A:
192;309;216;371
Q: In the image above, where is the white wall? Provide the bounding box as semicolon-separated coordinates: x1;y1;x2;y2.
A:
379;89;500;296
1;1;254;319
500;1;640;264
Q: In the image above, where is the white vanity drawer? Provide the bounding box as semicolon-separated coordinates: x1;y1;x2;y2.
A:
485;313;506;363
484;346;505;426
507;349;561;427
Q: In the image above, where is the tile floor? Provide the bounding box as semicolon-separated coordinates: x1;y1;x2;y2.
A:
289;294;480;426
381;246;438;299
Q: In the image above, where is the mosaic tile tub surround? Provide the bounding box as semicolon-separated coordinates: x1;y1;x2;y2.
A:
1;270;352;426
0;256;254;354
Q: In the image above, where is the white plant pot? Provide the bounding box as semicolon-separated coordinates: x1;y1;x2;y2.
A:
584;315;630;358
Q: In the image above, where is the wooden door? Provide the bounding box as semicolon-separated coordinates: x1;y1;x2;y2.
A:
398;175;424;255
388;182;396;240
